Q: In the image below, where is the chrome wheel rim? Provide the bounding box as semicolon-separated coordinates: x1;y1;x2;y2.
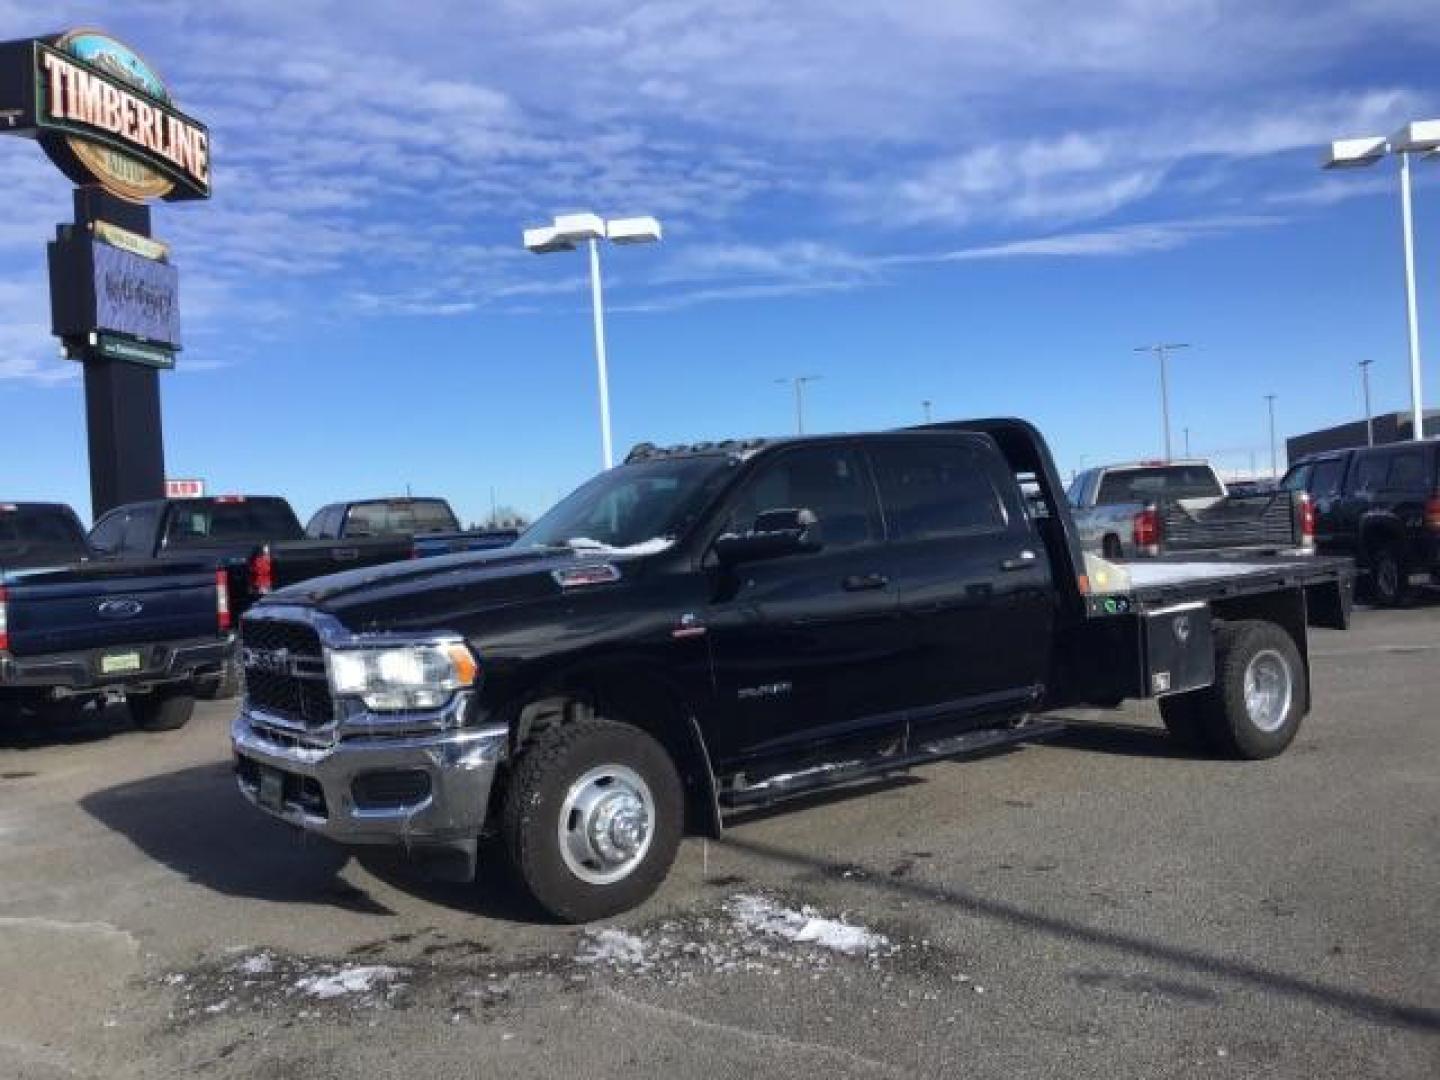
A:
1244;649;1293;733
558;764;654;885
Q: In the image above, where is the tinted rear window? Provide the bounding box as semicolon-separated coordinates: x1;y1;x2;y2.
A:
0;506;88;566
1386;450;1428;493
1096;466;1223;504
164;499;301;547
870;441;1008;540
343;499;458;536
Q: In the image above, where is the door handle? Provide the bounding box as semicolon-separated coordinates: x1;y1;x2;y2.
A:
999;550;1038;572
842;572;889;591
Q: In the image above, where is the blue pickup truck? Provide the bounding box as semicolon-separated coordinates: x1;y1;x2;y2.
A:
0;502;233;729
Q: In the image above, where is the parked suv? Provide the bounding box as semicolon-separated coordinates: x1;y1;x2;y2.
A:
1282;440;1440;605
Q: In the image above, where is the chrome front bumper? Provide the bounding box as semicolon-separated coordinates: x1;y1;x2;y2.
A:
231;706;508;859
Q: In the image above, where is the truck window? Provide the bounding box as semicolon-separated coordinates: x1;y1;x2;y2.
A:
344;499;458;536
120;504;160;556
0;505;89;566
870;442;1007;541
1309;459;1346;497
1095;465;1222;504
88;510;126;555
163;499;302;548
1385;450;1426;493
305;506;338;539
1280;464;1312;492
721;447;879;549
1352;452;1389;494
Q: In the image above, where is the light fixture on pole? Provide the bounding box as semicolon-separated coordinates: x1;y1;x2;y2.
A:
1359;359;1375;447
776;375;822;434
1323;119;1440;441
523;212;663;468
1264;394;1278;479
1135;343;1189;461
922;399;933;423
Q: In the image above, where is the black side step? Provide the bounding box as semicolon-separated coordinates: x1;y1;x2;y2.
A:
719;719;1067;809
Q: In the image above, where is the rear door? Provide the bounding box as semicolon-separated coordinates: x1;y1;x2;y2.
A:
867;434;1053;738
702;443;907;769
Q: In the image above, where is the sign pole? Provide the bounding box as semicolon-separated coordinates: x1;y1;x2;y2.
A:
71;187;166;517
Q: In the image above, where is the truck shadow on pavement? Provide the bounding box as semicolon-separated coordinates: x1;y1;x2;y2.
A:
0;701;138;750
81;761;394;915
1043;717;1198;759
717;832;1440;1035
80;760;548;923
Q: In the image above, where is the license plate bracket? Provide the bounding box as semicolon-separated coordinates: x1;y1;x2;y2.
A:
259;767;286;812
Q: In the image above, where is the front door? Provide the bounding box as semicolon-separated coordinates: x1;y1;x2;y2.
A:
703;444;906;771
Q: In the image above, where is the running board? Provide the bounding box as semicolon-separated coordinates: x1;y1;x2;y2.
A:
719;719;1067;809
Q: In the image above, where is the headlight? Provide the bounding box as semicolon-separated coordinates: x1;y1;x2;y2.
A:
325;642;478;712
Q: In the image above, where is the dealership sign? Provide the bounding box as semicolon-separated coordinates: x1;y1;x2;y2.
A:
165;478;205;498
0;29;210;201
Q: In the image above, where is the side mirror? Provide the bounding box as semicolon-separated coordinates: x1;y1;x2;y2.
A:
714;507;823;565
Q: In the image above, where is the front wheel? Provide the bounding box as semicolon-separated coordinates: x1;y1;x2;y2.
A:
501;718;683;923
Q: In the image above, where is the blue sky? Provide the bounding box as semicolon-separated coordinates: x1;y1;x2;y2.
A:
2;1;1438;524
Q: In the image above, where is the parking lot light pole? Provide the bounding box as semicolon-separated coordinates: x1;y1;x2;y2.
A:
1135;343;1189;462
776;375;821;434
1265;394;1278;478
523;213;663;468
922;399;933;423
1359;359;1375;446
1323;121;1440;441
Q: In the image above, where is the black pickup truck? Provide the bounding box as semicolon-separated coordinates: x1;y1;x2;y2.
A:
231;419;1352;922
1;502;232;728
304;497;518;558
1281;439;1440;606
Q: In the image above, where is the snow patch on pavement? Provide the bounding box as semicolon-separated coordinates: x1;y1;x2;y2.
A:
233;953;274;976
575;928;649;967
294;964;405;1000
726;894;889;956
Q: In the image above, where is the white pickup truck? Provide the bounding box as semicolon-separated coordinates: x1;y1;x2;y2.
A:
1068;460;1314;560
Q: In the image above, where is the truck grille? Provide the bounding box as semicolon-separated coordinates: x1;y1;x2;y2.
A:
240;618;334;727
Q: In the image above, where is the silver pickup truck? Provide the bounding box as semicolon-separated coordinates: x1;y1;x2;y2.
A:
1068;461;1313;559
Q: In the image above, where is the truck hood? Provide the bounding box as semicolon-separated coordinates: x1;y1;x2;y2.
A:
256;544;642;629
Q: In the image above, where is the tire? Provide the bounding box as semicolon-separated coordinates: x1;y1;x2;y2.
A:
1189;620;1306;760
501;718;683;923
196;660;241;701
1367;541;1410;608
130;691;195;732
1102;535;1124;561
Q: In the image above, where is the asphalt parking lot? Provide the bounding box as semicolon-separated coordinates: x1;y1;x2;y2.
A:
2;599;1437;1080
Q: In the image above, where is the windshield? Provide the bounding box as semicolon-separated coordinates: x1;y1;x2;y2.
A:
521;456;736;553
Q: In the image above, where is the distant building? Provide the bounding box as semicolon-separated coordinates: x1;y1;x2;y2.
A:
1286;409;1440;463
